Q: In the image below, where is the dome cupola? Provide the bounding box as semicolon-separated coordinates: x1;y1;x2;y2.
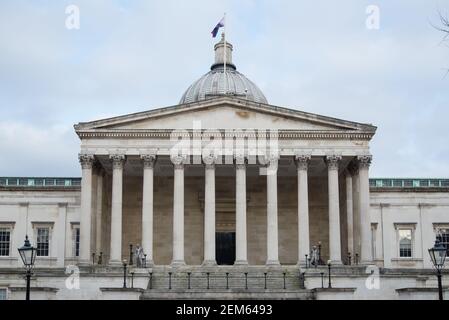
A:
179;34;268;104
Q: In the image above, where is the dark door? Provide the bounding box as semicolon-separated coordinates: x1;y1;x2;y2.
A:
216;232;236;265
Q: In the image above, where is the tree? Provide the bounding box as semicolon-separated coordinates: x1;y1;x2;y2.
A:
435;12;449;40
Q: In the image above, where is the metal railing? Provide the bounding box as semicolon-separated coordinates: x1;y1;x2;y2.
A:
1;177;448;189
369;178;449;188
0;177;81;187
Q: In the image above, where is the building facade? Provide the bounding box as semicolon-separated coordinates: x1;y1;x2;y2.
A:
0;37;448;300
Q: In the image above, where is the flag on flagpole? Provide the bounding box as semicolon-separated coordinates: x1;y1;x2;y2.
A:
211;17;225;38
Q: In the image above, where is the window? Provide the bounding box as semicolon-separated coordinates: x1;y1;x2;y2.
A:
36;227;50;256
0;288;7;300
0;228;11;256
371;223;377;260
74;227;80;257
436;228;449;255
71;223;80;257
399;229;412;257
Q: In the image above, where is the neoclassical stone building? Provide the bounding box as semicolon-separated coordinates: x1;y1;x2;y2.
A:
74;37;376;268
0;36;448;300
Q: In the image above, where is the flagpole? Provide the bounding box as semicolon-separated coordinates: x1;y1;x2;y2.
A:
223;12;227;94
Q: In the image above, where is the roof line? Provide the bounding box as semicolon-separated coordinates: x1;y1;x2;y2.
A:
74;96;376;132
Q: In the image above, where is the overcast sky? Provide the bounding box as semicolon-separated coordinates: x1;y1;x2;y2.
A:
0;0;448;178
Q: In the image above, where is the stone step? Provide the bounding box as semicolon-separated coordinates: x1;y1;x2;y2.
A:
140;289;315;300
146;272;305;290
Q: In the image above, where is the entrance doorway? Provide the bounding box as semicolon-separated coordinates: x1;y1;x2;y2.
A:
215;232;236;265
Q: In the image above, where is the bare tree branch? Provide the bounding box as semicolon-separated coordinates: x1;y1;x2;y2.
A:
433;11;449;42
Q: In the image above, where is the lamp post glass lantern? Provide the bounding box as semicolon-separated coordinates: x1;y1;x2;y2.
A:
17;235;37;300
428;239;447;300
18;235;37;268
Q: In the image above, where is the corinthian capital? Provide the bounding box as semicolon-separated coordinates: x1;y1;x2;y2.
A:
326;155;342;170
110;154;126;169
171;154;187;169
357;155;372;169
141;154;157;169
234;154;247;169
79;154;95;170
347;161;359;176
203;153;217;169
259;153;279;167
295;154;311;171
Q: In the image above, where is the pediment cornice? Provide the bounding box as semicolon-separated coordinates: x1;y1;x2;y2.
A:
75;128;374;140
74;97;377;136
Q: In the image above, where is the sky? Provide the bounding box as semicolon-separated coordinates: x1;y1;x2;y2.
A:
0;0;448;178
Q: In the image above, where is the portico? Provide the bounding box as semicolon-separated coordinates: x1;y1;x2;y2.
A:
75;98;375;267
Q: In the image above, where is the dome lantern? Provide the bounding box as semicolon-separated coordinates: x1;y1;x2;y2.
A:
211;33;235;71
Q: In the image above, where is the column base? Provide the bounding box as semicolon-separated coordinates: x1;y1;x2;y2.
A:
329;260;343;265
266;260;280;266
234;260;248;266
296;261;307;268
77;259;92;267
144;259;154;267
171;260;186;267
108;260;124;267
202;260;217;266
360;260;375;266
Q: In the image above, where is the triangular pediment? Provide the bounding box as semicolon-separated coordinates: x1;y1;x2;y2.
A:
74;97;376;133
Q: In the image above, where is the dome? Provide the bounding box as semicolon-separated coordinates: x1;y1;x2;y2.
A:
179;35;268;104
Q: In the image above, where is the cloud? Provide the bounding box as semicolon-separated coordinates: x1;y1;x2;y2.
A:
0;0;448;177
0;121;79;176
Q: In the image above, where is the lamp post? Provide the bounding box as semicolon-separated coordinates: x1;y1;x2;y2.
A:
327;260;332;288
130;271;135;289
129;244;133;266
428;239;447;300
122;259;128;288
17;235;37;301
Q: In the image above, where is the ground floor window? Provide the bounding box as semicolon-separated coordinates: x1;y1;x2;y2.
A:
395;223;416;258
71;223;80;257
399;229;413;257
371;223;377;260
0;228;11;257
435;227;449;255
74;227;80;257
0;288;7;300
36;227;50;257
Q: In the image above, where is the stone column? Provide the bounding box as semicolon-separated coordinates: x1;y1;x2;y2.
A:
266;156;280;265
295;154;311;265
172;155;186;266
141;154;156;266
95;168;104;257
234;155;248;265
109;154;125;265
345;172;354;259
351;164;361;256
326;155;342;264
57;203;67;268
357;155;373;263
79;154;94;265
203;155;217;265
